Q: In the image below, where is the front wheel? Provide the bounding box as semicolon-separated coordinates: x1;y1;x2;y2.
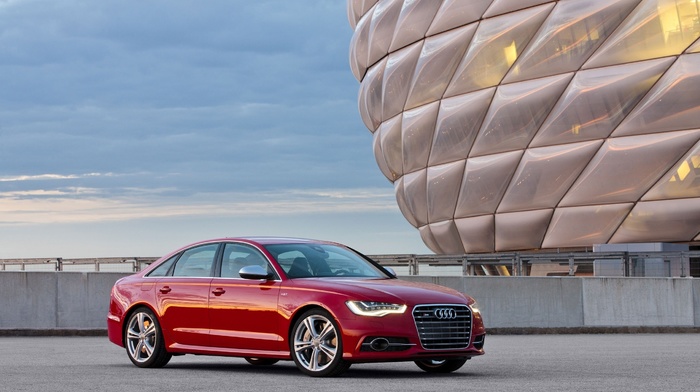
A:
125;307;172;368
290;309;351;377
415;358;468;373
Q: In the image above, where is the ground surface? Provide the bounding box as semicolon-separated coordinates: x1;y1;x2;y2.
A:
1;334;698;391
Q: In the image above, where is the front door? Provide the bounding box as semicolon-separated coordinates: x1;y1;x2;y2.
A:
208;242;283;352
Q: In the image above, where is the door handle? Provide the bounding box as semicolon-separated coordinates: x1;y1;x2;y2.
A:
159;286;172;294
212;287;226;296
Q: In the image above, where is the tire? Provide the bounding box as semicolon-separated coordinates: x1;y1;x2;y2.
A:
290;309;351;377
414;358;468;373
244;357;279;366
125;307;172;368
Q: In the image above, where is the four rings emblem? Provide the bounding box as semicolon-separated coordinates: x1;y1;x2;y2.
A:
433;308;457;320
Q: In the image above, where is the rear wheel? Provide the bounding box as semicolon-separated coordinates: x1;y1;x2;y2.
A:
415;358;468;373
244;357;279;366
125;307;172;368
290;309;351;377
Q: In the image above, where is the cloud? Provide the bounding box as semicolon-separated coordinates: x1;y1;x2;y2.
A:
0;173;109;182
0;2;423;257
0;186;398;224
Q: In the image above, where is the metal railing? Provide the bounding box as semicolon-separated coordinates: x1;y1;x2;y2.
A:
0;257;158;273
1;251;698;277
367;251;699;278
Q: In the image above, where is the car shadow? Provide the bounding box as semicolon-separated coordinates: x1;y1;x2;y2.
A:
156;360;483;379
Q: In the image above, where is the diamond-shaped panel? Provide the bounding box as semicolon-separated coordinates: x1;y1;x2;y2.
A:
348;0;700;253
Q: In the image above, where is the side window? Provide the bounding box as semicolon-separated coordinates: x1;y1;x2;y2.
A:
276;250;312;278
146;255;178;277
172;244;218;277
220;243;274;278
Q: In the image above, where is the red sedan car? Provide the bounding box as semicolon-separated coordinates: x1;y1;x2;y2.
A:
107;237;485;377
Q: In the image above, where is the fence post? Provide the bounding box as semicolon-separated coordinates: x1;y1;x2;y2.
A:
515;254;522;276
409;255;418;275
681;252;687;278
568;255;575;276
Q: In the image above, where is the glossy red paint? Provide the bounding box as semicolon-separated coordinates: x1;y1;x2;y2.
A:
108;237;485;376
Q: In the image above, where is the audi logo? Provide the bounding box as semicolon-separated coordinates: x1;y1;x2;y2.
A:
433;308;457;320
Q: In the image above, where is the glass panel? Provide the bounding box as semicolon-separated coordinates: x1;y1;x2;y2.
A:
382;42;422;121
400;168;428;227
427;160;466;222
375;114;403;181
483;0;553;18
504;0;639;83
347;1;359;30
560;130;700;206
402;101;439;173
172;244;219;277
394;177;419;227
349;9;373;81
688;38;700;52
348;0;380;29
372;127;394;181
497;141;603;212
612;53;700;137
643;139;700;200
389;0;441;52
584;0;700;69
454;215;495;253
444;4;554;98
358;57;387;132
405;23;477;110
471;73;572;157
542;204;633;248
418;224;442;253
367;0;403;68
429;220;466;254
494;209;553;251
426;0;492;36
147;255;178;277
429;88;495;166
611;198;700;243
221;243;275;279
531;57;673;147
455;150;522;218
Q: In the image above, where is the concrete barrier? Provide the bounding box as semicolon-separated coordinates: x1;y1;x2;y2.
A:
0;272;124;331
0;272;698;333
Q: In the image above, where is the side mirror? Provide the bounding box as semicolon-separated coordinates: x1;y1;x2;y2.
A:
384;267;397;277
239;265;273;280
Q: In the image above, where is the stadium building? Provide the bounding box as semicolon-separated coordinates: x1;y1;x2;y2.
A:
347;0;700;254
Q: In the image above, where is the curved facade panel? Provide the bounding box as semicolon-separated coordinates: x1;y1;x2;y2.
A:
348;0;700;253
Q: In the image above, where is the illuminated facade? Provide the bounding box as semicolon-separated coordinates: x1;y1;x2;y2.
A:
347;0;700;253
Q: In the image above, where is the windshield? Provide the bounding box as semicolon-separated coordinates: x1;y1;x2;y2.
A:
263;243;388;279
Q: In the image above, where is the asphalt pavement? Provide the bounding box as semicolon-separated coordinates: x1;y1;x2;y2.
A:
1;334;698;392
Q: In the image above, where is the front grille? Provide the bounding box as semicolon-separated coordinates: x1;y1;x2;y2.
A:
413;304;472;350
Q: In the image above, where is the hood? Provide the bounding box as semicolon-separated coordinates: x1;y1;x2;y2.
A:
290;278;471;306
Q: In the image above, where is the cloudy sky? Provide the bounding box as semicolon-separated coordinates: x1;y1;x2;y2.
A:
0;0;430;258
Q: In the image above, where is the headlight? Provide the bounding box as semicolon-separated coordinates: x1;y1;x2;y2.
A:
346;301;407;317
470;301;481;315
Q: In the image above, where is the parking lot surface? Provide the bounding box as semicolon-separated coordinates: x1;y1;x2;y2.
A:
1;334;699;392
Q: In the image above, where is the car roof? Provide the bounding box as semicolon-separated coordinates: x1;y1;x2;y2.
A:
202;236;338;246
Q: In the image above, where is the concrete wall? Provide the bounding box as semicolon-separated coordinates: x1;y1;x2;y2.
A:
402;276;698;330
0;272;124;330
0;272;698;331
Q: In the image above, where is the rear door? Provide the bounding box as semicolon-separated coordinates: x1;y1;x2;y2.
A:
156;243;219;348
